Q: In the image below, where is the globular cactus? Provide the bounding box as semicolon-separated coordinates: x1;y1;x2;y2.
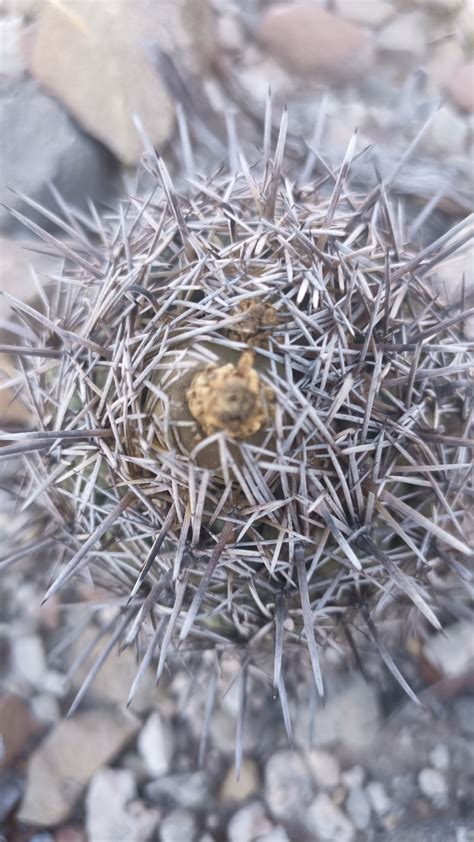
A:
1;109;472;763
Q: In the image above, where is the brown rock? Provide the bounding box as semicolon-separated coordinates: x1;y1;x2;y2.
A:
221;758;260;803
29;0;216;165
0;376;31;428
257;3;373;82
29;2;174;165
0;237;58;324
55;828;86;842
0;693;40;768
447;60;474;113
18;708;140;827
70;627;167;716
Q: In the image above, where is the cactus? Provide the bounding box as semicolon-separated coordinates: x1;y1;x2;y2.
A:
1;110;472;764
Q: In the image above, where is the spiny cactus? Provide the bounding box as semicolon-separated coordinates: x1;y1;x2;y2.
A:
1;108;472;765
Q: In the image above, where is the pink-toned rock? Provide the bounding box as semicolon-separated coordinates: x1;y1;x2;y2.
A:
55;828;86;842
0;693;40;768
257;3;373;82
447;61;474;113
18;708;140;826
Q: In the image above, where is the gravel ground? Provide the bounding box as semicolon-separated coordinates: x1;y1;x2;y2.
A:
0;1;473;840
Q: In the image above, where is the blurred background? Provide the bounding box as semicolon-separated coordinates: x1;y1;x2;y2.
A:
0;1;473;840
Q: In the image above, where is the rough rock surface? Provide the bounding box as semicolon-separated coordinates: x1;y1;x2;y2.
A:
18;709;140;826
29;1;176;165
86;767;159;842
447;60;474;112
258;4;373;81
0;78;118;233
0;693;40;768
264;750;313;821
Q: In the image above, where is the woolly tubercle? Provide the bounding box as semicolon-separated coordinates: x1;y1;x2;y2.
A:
186;351;273;438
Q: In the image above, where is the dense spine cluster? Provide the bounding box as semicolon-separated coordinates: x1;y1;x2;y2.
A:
1;112;472;758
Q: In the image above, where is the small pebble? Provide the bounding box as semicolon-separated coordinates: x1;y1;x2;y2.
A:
137;712;172;778
308;750;340;789
221;758;260;803
227;801;273;842
13;635;47;687
453;696;474;737
258;827;290;842
258;4;373;82
429;744;449;771
0;774;23;823
145;771;210;810
418;767;448;807
377;12;426;56
447;60;474;113
366;781;391;816
341;765;365;790
335;0;394;27
423;621;474;679
345;787;372;831
40;670;68;698
0;15;26;78
264;750;313;821
30;694;60;724
217;13;243;52
160;808;196;842
306;793;355;841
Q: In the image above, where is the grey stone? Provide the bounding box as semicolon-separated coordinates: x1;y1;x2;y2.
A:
30;694;60;724
18;708;140;826
86;768;159;842
366;781;391;816
423;105;468;156
12;634;46;687
429;744;449;771
414;0;466;9
0;774;23;823
341;765;365;790
227;801;273;842
307;677;380;751
325;99;368;152
425;38;464;90
0;78;118;235
0;15;26;78
335;0;394;27
137;712;173;778
423;620;474;679
145;771;211;810
70;627;165;715
453;696;474;737
307;750;340;789
458;0;474;47
258;828;290;842
264;750;313;821
3;0;41;16
418;767;448;808
377;12;426;56
217;12;243;52
160;808;197;842
375;820;474;841
345;786;371;831
305;793;355;841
